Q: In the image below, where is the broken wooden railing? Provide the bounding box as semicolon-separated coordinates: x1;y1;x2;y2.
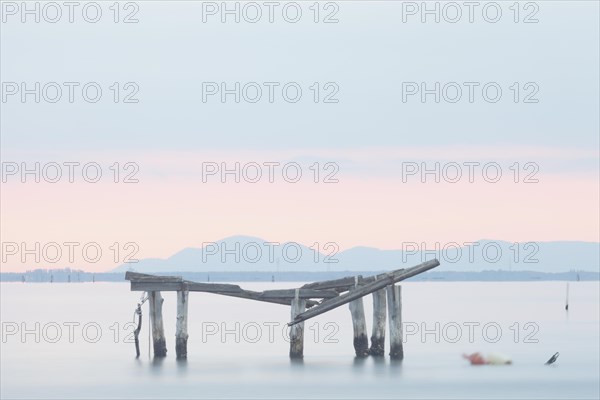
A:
124;259;440;360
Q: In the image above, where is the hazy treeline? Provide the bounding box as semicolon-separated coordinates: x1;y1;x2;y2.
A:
0;269;597;283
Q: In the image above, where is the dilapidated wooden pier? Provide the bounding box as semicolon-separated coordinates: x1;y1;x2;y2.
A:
125;259;440;360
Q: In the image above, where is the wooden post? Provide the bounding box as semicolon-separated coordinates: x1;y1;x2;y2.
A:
370;288;386;356
149;291;167;357
349;277;369;357
289;289;306;359
176;290;189;359
387;284;403;360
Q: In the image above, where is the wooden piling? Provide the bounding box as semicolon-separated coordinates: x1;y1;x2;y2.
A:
149;291;167;357
349;298;369;357
348;277;369;357
289;289;306;359
370;288;387;356
386;284;403;360
176;290;189;359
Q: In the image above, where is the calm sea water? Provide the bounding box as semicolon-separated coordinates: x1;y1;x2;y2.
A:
1;281;599;399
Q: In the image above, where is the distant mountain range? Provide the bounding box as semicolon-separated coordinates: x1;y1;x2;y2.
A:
113;236;600;274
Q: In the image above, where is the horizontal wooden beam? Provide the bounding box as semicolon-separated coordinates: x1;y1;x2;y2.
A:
125;271;182;282
129;279;320;308
131;281;184;292
185;282;244;293
288;259;440;326
130;281;243;293
260;289;339;299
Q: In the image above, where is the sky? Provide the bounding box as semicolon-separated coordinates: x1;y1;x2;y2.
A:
1;1;598;272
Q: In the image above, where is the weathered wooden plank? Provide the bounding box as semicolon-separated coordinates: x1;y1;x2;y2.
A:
301;275;377;291
130;281;243;293
125;271;182;282
149;291;167;357
288;259;439;326
387;284;403;360
131;281;318;308
302;276;359;290
131;282;184;292
370;288;387;356
260;289;338;299
185;282;243;293
289;289;306;359
176;290;189;359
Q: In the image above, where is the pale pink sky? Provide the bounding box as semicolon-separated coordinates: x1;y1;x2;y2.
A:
1;146;598;272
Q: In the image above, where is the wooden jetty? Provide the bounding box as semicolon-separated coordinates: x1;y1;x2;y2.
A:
125;259;440;360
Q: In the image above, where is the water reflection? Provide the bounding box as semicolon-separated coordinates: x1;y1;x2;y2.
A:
352;355;367;369
289;357;304;367
151;356;165;369
389;357;403;376
176;358;188;376
372;355;387;376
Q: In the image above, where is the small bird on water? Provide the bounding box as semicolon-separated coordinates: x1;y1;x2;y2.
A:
545;352;559;365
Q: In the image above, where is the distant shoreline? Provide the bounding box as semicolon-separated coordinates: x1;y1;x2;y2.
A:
1;270;598;283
